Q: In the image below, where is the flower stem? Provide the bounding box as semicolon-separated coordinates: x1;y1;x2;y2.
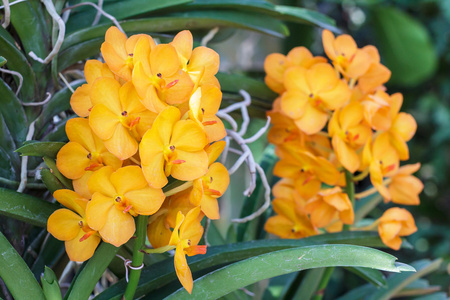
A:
123;215;148;300
311;267;335;300
343;169;355;231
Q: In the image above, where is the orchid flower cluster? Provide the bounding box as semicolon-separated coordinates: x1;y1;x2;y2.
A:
263;29;422;250
47;27;229;293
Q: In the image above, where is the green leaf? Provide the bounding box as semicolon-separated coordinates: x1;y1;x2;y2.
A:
0;79;28;145
31;234;65;279
41;168;66;194
274;5;337;31
0;114;20;173
367;259;442;300
65;242;119;300
0;188;59;227
35;80;84;139
371;6;438;86
66;0;193;32
165;245;414;299
43;157;73;190
41;266;62;300
0;25;37;101
345;267;386;287
16;142;65;159
0;231;45;300
9;1;50;72
93;231;393;300
0;56;6;67
217;72;277;102
354;193;383;223
292;268;326;300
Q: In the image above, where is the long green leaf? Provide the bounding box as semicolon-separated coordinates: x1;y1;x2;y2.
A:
43;156;73;189
9;1;49;72
0;79;28;145
0;56;6;67
93;231;393;300
65;242;119;300
367;259;442;300
0;115;20;175
274;5;337;32
66;0;193;32
16;142;65;159
0;188;60;227
0;26;36;102
41;168;66;194
0;231;45;300
292;268;325;300
345;267;386;287
165;245;414;299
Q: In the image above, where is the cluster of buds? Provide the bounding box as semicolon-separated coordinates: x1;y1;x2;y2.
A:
263;30;421;250
47;27;229;293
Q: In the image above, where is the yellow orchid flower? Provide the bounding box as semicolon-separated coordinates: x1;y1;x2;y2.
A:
356;45;391;93
264;46;326;94
147;200;172;249
169;207;206;294
170;30;220;88
132;38;194;112
70;60;115;117
86;166;165;247
47;190;100;262
188;85;226;143
322;29;372;80
89;78;156;160
378;207;417;250
362;135;400;200
386;163;423;205
56;118;122;181
304;187;354;228
360;91;402;131
281;63;350;134
139;106;209;188
265;198;317;239
101;26;156;81
328;101;372;173
190;162;229;220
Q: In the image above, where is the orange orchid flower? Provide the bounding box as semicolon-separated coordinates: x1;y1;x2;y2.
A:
386;163;423;205
188;85;226;143
378;207;417;250
47;190;100;262
304;187;354;228
101;26;156;81
56;118;122;190
70;60;115;117
360;90;402;131
170;30;220;88
147;200;172;249
265;198;317;239
89;78;156;160
190;162;229;220
281;63;350;134
362;135;400;200
132;38;194;112
139;106;209;188
322;29;372;80
264;46;326;94
328;101;372;173
169;207;206;294
86;166;165;247
356;45;391;93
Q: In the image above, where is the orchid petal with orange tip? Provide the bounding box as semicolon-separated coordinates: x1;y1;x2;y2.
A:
378;207;417;250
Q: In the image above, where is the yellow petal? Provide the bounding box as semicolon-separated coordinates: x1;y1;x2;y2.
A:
174;243;193;294
87;166;116;196
110;165;147;194
65;230;101;262
322;29;336;60
332;136;360;173
171;30;193;65
188;46;220;80
294;104;329;135
142;152;167;189
306;63;338;94
170;150;208;181
65;118;96;151
86;192;113;231
99;206;135;247
90;77;122;114
205;141;226;165
150;44;180;78
319;79;350;110
172;120;208;152
53;189;87;216
70;84;92;117
56;142;90;180
132;61;151;99
264;53;287;83
47;209;82;241
147;213;171;249
73;172;93;199
391;112;417;142
125;187;165;215
280;91;308;120
284;66;309;93
103;125;138;160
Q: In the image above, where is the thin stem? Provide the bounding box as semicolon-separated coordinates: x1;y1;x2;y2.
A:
123;215;148;300
311;267;334;300
343;169;355;231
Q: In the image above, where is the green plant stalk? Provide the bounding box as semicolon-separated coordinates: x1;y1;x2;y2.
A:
311;267;335;300
343;169;355;231
123;215;148;299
